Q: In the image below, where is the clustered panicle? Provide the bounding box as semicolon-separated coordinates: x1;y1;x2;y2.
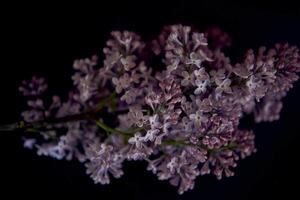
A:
17;25;300;194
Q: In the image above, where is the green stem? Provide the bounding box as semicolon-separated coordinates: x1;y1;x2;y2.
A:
0;92;117;133
0;122;21;132
94;91;116;113
162;139;188;147
95;120;134;136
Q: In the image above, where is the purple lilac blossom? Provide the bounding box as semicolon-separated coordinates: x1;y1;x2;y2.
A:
18;24;300;194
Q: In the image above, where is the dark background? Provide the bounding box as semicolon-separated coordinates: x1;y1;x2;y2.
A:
0;1;299;199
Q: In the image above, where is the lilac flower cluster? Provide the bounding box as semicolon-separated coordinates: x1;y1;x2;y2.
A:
18;25;300;194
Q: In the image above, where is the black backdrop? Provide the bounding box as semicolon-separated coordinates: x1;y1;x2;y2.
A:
1;1;299;199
